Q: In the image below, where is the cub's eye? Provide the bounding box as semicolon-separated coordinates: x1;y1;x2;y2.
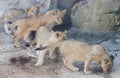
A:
52;12;56;16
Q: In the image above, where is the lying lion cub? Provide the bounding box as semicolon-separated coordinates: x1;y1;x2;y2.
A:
1;5;40;34
12;9;66;47
35;40;115;74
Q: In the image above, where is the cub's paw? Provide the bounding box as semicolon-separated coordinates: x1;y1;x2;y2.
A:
71;67;79;72
35;62;43;66
6;30;12;34
50;54;57;59
84;70;92;75
14;42;21;48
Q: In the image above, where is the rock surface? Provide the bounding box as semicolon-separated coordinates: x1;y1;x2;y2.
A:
0;0;57;16
71;0;120;33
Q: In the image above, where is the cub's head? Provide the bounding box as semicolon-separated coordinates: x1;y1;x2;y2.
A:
47;9;67;25
101;54;116;73
50;31;67;44
25;4;41;16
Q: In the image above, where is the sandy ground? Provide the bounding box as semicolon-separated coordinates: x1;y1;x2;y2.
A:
0;25;120;78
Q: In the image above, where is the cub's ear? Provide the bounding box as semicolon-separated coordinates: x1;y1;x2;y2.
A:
104;58;109;64
24;8;30;13
36;4;41;9
110;54;117;60
51;11;57;16
61;9;67;17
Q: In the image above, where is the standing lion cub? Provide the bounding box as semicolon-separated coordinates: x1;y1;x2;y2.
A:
1;5;40;34
12;9;66;47
26;26;66;59
35;40;115;74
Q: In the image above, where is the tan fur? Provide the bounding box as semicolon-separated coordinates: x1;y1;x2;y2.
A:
36;40;113;74
35;27;66;66
35;26;66;48
1;5;40;34
12;9;66;47
26;26;66;58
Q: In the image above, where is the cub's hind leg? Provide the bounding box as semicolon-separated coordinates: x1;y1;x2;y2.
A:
13;35;22;47
62;57;79;71
13;30;25;47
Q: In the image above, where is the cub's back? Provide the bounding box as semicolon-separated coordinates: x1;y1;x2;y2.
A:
59;40;92;55
13;16;38;27
91;44;108;55
3;8;26;20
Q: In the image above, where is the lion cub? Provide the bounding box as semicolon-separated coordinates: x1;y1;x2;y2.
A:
36;40;115;74
34;27;66;66
12;9;66;47
1;5;40;34
26;26;66;58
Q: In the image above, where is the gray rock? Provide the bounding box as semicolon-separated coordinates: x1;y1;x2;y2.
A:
0;0;57;16
71;0;120;33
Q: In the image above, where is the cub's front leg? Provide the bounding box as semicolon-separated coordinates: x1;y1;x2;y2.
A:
49;47;57;59
84;57;92;74
13;35;21;47
35;49;48;66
